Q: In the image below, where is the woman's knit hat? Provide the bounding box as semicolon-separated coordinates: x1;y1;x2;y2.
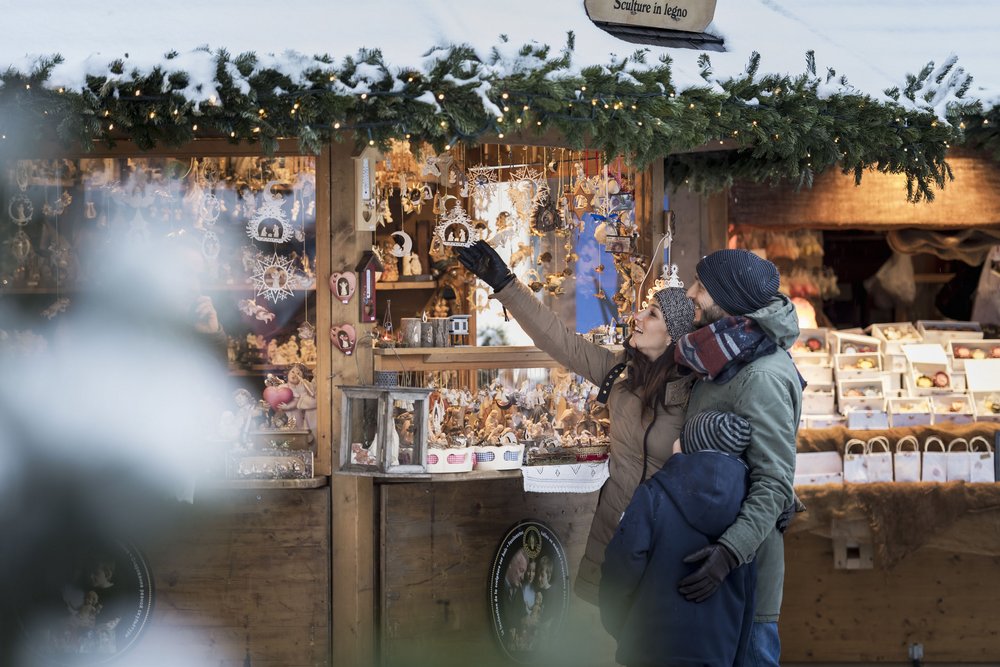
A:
680;410;751;455
696;249;780;316
653;287;694;343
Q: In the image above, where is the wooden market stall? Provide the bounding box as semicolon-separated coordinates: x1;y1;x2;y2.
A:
4;3;998;666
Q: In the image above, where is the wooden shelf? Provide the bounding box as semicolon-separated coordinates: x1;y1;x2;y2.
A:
373;345;559;371
204;476;329;490
373;344;624;371
338;469;522;483
914;272;956;285
377;280;437;291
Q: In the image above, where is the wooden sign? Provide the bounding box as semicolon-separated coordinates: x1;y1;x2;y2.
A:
585;0;717;33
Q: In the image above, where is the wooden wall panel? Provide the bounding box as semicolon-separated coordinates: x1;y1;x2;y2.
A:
378;479;617;667
147;488;330;667
781;531;1000;663
729;153;1000;230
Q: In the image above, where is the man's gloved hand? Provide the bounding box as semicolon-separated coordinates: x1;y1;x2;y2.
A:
777;493;807;533
678;543;739;603
455;240;515;292
776;503;795;533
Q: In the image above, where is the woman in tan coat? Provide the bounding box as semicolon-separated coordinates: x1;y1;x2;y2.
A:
458;241;695;603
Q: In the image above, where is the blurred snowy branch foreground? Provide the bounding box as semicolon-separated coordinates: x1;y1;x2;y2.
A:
0;239;236;666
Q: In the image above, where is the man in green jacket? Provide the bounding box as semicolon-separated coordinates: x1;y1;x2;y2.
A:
672;249;804;667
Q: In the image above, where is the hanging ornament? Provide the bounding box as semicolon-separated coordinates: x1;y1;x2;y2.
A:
246;180;293;244
298;321;316;341
251;252;296;303
330;323;358;356
380;299;394;344
465;166;499;202
530;185;561;233
238;298;276;323
10;231;32;264
199;193;222;226
8;195;33;226
329;271;357;304
435;198;478;248
201;230;221;259
389;231;413;258
40;298;70;320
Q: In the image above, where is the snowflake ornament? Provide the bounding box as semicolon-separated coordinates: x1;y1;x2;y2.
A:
251;252;297;303
465;166;499;202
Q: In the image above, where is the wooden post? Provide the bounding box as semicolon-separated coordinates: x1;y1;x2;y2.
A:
329;139;377;665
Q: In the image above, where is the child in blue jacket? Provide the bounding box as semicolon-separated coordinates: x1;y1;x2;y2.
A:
600;410;756;667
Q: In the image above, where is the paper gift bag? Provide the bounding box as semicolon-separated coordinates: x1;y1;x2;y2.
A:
922;436;947;482
865;436;894;482
946;438;971;482
893;435;921;482
843;438;869;483
969;436;996;483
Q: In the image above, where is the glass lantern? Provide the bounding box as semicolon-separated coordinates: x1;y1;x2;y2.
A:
339;385;432;473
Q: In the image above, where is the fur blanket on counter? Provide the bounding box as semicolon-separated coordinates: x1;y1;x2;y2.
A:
791;424;1000;567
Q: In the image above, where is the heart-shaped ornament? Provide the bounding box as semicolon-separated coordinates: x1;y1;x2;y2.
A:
329;271;357;304
331;323;357;356
263;385;294;411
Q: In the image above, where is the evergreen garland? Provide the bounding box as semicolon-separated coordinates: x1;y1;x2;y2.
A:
0;36;980;202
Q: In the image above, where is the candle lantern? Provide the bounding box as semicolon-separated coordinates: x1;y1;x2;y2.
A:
340;385;432;474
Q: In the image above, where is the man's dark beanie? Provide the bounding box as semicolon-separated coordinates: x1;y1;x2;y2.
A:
696;249;780;316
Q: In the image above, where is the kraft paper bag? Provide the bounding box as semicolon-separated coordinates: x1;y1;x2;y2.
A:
893;435;922;482
946;438;972;482
922;436;947;482
843;438;869;483
865;436;894;483
969;436;996;483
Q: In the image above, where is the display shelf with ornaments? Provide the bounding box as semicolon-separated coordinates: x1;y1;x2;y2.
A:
949;339;1000;371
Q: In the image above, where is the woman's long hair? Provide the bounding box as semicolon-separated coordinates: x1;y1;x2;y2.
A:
623;338;682;413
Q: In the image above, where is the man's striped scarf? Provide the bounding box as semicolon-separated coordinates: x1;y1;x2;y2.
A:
674;316;777;385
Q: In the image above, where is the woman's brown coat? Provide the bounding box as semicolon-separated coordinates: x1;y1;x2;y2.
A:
496;280;691;603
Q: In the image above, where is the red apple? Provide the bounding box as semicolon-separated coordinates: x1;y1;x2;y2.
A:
263;386;294;410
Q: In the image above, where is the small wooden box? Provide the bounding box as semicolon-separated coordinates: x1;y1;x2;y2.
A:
870;322;923;355
949;339;1000;370
965;359;1000;423
888;397;932;427
916;320;983;345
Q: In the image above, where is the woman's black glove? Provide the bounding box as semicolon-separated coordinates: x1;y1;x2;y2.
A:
455;240;515;292
678;543;739;603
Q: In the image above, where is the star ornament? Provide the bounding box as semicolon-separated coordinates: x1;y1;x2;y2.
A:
251;252;297;303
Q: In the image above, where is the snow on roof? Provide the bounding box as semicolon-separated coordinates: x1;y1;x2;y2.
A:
1;0;994;111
